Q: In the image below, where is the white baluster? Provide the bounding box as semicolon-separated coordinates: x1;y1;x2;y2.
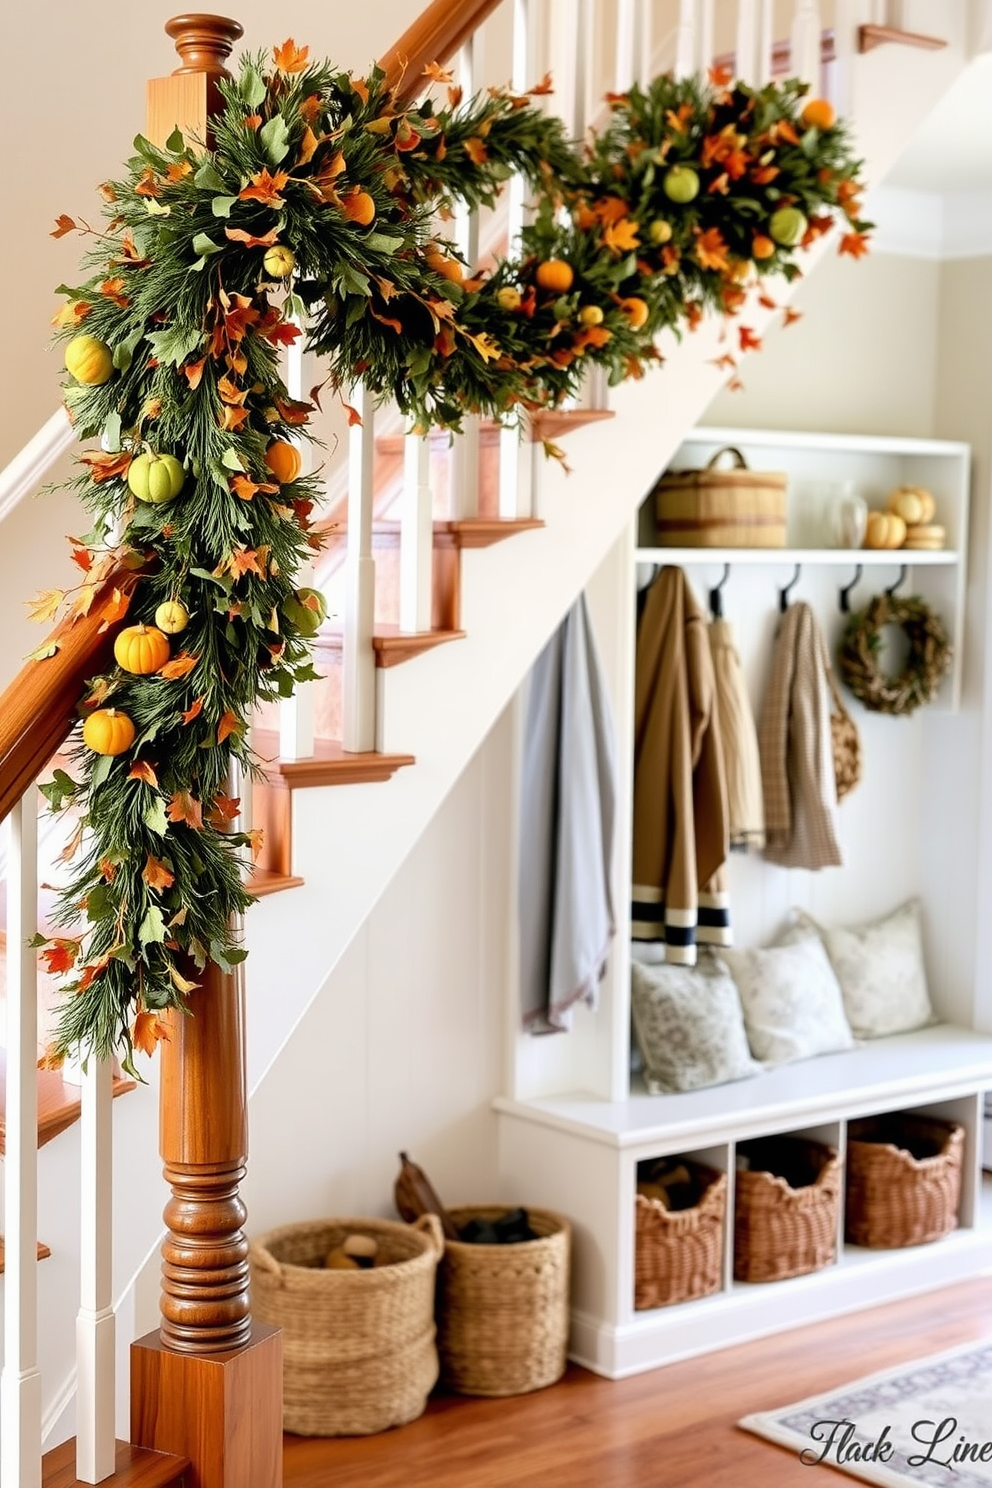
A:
791;0;824;88
400;430;434;633
1;792;42;1488
758;0;775;82
343;383;377;751
451;34;482;522
76;1057;115;1484
673;0;698;81
699;0;715;73
736;0;760;85
279;318;315;760
501;0;540;519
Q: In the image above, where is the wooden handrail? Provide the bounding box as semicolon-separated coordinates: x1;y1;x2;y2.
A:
0;0;507;822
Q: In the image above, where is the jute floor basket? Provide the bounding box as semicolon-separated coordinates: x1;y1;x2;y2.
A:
734;1138;842;1283
249;1214;443;1436
845;1115;964;1249
652;446;787;548
635;1163;727;1310
437;1206;570;1397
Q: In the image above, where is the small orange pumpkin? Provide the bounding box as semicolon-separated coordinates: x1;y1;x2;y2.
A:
265;441;303;485
344;190;376;227
535;259;574;294
82;708;136;756
114;624;171;675
801;98;836;131
620;296;650;330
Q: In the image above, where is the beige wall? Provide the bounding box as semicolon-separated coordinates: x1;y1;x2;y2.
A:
703;251;942;438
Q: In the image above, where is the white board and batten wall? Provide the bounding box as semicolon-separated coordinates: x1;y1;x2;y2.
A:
496;424;992;1380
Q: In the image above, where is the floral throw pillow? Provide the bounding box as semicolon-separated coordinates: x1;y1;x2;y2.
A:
631;954;761;1094
721;929;855;1064
792;900;934;1038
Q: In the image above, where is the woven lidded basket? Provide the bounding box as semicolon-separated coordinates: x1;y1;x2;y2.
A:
734;1137;842;1283
249;1213;443;1436
437;1206;570;1396
845;1115;964;1249
634;1162;727;1311
652;446;787;548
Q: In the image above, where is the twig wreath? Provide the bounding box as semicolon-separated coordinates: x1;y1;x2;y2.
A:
37;42;870;1065
839;593;952;715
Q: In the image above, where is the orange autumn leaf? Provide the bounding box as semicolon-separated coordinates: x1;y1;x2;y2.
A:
708;62;734;87
169;964;200;995
26;589;65;624
274;396;312;426
783;306;803;327
100;277;130;307
463;136;488;165
216;710;241;744
99;856;117;882
128;760;159;787
40;939;81;976
739;326;762;353
246;828;265;863
296;124;320;166
423;60;454;83
78;449;133;484
224;225;280;248
99;587;133;630
143;854;175;892
207;792;241;828
166;160;193;182
60;821;85;864
219;405;251;432
273;38;310;72
181;696;205;725
51;213;79;239
603;217;641;254
710;353;738;371
839;232;871;259
239;168;290;207
665;104;693;134
159;651;199;681
394;117;423;152
52;300;92;328
216;374;247;406
572;325;613;353
231;474;278;502
183;357;206;390
694;226;730;272
528;72;554;95
99;182;118;203
134;167;162;198
299;93;323;123
227;547;267;580
132;1010;172;1056
167;790;203;830
757;291;778;311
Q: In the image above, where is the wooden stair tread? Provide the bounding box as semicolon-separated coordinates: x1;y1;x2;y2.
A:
315;625;465;668
0;1052;137;1155
858;23;947;51
246;867;305;897
252;731;415;788
316;516;544;547
374;406;615;455
0;1238;51;1269
43;1438;189;1488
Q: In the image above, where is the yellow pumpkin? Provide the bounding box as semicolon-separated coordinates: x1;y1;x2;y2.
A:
65;334;114;386
114;624;171;675
262;245;296;279
82;708;136;756
155;599;190;635
864;511;907;550
264;440;303;485
128;451;185;504
535;259;574;294
496;286;522;312
620;296;650;330
887;486;936;526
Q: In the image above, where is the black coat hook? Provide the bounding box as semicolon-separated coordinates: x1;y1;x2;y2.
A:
886;564;908;597
709;563;731;619
779;562;802;613
839;564;863;613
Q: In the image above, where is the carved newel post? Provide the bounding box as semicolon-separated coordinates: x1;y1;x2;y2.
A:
129;17;283;1488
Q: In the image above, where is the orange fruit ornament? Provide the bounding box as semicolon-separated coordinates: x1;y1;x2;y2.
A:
82;708;136;757
752;234;776;260
425;249;464;285
801;98;836;131
114;624;171;675
620;297;650;330
265;440;303;484
535;259;574;294
344;190;376;226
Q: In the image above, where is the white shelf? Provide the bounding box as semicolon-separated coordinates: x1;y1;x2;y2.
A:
683;426;970;459
636;547;959;567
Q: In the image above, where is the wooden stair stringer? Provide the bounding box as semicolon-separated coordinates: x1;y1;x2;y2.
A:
42;1439;189;1488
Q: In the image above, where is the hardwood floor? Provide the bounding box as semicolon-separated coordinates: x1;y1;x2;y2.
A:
283;1278;992;1487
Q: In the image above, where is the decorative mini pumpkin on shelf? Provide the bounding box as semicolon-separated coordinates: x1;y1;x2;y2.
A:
264;440;303;485
82;708;136;756
64;333;114;386
887;485;936;527
864;510;907;550
127;450;185;505
154;599;190;635
113;623;171;675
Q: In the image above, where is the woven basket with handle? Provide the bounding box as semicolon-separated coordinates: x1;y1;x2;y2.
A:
249;1213;443;1436
845;1115;963;1248
437;1205;570;1396
634;1162;726;1310
652;446;787;548
734;1137;841;1283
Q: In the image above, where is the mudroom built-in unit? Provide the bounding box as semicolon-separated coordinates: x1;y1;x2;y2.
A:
495;425;992;1380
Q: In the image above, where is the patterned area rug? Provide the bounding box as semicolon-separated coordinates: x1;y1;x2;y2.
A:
739;1340;992;1485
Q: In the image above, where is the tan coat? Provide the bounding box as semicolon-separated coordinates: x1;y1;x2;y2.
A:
632;568;730;963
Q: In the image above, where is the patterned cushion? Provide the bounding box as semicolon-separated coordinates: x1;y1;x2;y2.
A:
721;928;855;1064
631;955;761;1094
792;900;934;1038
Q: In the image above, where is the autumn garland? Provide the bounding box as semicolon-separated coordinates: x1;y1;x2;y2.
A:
38;42;870;1066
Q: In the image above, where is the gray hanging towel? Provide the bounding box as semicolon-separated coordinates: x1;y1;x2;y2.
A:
519;594;617;1033
709;618;765;852
759;601;842;870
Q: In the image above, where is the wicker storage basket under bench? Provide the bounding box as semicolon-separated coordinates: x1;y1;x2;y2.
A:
845;1115;964;1248
634;1161;727;1310
734;1137;842;1283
